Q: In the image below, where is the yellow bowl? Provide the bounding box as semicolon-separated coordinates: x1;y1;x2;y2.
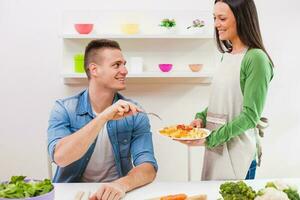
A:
121;24;139;34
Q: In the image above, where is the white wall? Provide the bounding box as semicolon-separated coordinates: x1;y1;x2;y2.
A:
254;0;300;178
0;0;300;181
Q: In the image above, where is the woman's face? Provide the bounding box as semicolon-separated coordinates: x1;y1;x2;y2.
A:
214;2;238;41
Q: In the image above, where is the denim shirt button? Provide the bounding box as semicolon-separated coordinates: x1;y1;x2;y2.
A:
123;139;128;143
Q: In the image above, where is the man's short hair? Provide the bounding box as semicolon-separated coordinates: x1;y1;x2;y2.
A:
84;39;121;79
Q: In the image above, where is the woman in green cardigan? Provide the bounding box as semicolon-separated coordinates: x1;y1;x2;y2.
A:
176;0;274;180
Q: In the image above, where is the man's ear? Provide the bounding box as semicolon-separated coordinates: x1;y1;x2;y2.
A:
89;63;98;77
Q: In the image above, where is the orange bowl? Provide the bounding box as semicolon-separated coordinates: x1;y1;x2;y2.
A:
189;64;203;72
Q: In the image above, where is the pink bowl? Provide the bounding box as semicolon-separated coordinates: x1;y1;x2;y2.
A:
159;64;173;72
74;24;93;34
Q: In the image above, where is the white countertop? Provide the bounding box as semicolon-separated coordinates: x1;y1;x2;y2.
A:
54;179;300;200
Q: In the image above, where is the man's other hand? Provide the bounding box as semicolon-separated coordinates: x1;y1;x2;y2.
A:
89;182;126;200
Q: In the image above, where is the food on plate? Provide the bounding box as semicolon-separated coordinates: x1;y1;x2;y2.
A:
160;193;187;200
159;124;209;139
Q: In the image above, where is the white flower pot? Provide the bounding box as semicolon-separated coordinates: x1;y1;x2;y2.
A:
160;27;177;34
186;28;205;35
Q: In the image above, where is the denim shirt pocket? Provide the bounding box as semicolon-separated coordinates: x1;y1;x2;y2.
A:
70;123;85;132
70;115;93;132
117;132;131;158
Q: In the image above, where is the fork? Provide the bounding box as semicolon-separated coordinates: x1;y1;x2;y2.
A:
140;111;163;121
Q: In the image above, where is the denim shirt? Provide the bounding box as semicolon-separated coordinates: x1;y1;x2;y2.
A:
47;89;158;183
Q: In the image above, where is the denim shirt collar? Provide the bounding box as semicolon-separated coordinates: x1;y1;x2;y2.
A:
76;89;93;117
76;89;124;117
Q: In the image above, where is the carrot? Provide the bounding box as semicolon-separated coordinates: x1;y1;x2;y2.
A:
160;193;188;200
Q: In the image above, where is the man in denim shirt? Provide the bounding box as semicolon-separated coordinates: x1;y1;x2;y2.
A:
47;39;157;200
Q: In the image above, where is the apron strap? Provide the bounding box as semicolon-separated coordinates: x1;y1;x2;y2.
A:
256;117;269;137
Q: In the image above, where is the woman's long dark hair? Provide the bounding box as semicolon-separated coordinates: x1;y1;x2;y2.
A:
214;0;273;66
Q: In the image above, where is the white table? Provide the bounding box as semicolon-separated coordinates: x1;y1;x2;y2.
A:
54;179;300;200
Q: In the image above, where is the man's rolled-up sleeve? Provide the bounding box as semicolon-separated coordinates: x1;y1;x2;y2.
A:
131;113;158;171
47;100;72;163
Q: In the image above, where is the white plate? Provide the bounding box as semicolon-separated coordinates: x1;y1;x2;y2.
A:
160;128;211;141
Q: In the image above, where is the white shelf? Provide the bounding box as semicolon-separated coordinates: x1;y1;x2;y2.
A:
62;71;212;78
61;71;213;84
61;34;214;39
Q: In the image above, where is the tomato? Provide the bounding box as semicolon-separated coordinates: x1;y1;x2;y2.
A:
176;124;185;130
185;126;193;131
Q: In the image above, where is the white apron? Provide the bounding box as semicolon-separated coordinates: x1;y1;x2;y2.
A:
201;51;257;180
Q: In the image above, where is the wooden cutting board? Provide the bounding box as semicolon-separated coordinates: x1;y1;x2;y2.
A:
147;194;207;200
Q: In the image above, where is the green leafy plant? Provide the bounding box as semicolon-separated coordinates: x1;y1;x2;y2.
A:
187;19;205;29
159;18;176;29
0;176;54;198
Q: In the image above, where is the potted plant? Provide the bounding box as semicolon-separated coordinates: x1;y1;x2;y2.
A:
186;19;205;34
159;18;176;34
